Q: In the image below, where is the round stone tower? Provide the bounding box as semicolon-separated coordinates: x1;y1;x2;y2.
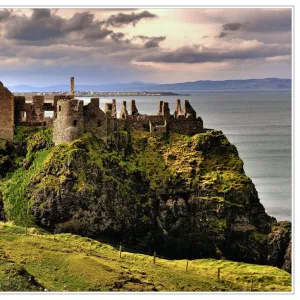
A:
53;99;84;145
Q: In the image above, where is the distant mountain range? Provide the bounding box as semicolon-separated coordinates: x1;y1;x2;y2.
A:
8;78;291;93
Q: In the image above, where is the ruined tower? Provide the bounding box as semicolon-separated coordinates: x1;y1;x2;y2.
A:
0;82;14;141
158;101;163;115
112;99;117;118
130;100;138;116
119;101;129;119
104;103;113;117
53;99;84;145
70;77;75;96
174;99;182;118
162;102;170;121
32;95;45;122
182;100;197;119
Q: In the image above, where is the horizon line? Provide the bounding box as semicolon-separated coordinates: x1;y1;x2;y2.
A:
6;77;292;88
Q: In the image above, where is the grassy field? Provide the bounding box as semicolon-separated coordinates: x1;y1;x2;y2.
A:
0;222;291;292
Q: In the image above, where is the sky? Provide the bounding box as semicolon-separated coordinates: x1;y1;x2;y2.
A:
0;8;292;86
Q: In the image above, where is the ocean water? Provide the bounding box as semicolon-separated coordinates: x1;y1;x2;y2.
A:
78;90;292;221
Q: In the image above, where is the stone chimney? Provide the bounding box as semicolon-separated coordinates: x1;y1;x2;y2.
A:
70;77;75;96
112;99;117;118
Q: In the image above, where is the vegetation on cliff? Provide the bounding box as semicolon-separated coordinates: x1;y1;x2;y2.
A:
0;127;291;274
0;222;291;292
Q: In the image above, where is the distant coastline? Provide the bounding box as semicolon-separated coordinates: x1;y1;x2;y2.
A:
9;78;291;93
13;91;191;98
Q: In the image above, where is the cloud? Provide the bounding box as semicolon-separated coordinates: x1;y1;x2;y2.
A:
1;9;155;43
265;55;291;61
5;9;64;41
110;32;130;43
215;22;243;38
144;38;165;48
3;9;111;41
179;8;291;32
215;32;229;38
0;9;12;21
136;40;291;64
133;35;166;48
241;9;291;33
104;10;157;27
222;22;243;31
0;8;292;85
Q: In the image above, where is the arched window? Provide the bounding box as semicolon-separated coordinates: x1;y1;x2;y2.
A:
73;120;78;127
97;120;101;127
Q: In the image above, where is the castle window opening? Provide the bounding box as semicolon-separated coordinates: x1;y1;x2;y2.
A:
45;111;54;118
22;111;27;122
97;120;101;127
59;105;61;112
73;120;78;127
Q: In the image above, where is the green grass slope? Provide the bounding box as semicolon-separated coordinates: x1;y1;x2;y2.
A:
0;222;291;292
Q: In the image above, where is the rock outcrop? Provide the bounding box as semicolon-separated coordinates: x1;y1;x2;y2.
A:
0;127;292;272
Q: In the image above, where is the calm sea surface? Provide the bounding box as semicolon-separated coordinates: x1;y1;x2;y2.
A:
78;90;292;221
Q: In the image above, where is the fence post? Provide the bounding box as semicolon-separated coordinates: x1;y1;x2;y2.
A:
153;252;156;264
119;244;122;258
217;267;221;280
186;260;189;272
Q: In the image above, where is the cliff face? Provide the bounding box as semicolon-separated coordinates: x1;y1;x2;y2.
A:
0;127;291;271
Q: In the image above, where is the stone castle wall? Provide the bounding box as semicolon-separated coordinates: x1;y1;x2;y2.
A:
0;78;204;144
169;117;203;136
0;82;14;141
84;98;108;141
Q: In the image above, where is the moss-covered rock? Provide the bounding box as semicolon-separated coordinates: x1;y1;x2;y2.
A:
0;128;291;272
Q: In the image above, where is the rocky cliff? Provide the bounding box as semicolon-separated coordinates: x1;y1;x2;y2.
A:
0;127;291;272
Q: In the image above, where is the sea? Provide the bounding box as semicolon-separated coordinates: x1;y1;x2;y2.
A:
78;90;292;222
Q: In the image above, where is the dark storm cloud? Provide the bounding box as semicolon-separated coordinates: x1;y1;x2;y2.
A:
136;42;291;64
133;35;166;48
105;10;157;27
222;22;243;31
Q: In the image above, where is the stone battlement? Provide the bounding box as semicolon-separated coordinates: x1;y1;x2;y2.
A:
0;78;204;145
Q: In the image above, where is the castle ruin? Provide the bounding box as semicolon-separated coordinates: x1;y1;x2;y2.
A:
0;77;204;144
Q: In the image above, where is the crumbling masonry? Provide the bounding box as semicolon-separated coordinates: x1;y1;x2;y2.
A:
0;78;204;144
